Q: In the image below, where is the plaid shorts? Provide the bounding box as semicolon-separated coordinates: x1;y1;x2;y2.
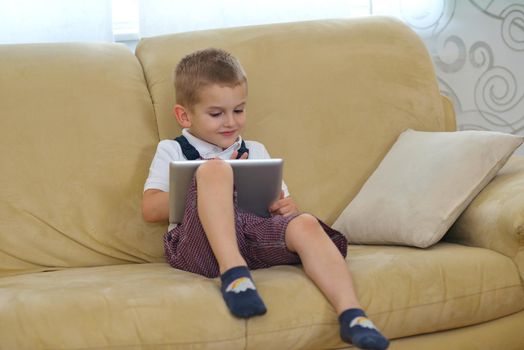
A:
164;178;348;278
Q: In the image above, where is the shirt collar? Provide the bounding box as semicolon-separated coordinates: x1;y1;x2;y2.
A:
182;128;243;159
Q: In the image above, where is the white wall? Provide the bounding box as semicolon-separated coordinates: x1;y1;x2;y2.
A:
0;0;113;44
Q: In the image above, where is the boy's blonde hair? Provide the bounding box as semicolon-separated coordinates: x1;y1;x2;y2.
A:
174;48;247;110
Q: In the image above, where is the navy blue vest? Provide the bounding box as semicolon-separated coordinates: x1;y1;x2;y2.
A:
174;135;249;160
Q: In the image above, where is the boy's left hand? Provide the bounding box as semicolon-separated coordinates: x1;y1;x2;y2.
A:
269;191;299;217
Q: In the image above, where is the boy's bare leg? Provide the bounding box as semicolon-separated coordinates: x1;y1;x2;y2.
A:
195;159;246;273
284;214;360;313
195;159;266;318
285;214;389;349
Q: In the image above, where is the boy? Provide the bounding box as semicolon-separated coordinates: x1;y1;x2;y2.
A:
142;48;389;350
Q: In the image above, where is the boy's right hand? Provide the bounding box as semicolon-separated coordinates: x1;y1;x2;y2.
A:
231;150;248;160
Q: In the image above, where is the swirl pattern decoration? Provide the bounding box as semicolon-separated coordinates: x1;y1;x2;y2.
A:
392;0;524;145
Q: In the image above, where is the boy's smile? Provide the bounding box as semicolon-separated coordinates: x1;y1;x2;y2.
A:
175;83;247;150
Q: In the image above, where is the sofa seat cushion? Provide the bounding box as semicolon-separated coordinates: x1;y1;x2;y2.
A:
247;243;524;349
1;243;523;350
0;264;246;350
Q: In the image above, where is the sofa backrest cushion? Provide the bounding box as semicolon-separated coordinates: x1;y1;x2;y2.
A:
136;17;447;224
0;43;165;277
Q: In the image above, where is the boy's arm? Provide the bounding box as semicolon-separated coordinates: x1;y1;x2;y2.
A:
142;189;169;223
142;140;182;223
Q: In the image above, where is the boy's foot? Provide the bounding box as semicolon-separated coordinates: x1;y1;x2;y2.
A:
339;308;389;350
220;266;267;318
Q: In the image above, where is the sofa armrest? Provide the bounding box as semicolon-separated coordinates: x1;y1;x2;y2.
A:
445;155;524;279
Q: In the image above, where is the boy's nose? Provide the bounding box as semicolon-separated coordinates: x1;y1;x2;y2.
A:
223;112;235;126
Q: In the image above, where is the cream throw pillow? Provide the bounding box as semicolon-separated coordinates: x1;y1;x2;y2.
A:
333;129;524;248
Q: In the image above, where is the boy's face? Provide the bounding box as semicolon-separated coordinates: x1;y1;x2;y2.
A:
176;83;247;150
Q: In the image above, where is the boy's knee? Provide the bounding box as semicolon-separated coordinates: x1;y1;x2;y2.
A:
196;159;233;180
286;214;323;251
291;214;319;231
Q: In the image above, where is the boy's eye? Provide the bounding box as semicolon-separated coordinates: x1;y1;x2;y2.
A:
234;109;244;114
209;112;222;117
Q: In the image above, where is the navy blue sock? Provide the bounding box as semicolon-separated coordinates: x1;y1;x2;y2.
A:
220;266;267;318
339;308;389;350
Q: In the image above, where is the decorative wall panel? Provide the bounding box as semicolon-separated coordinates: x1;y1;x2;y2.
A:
376;0;524;153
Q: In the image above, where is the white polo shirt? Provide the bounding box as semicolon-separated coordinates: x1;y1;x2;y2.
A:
144;128;290;196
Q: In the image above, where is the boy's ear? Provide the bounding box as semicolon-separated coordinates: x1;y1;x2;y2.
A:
173;104;192;128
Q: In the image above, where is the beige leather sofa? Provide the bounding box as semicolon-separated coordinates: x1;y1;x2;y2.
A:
1;17;523;350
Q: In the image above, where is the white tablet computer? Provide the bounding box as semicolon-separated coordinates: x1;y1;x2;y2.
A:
169;159;283;224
